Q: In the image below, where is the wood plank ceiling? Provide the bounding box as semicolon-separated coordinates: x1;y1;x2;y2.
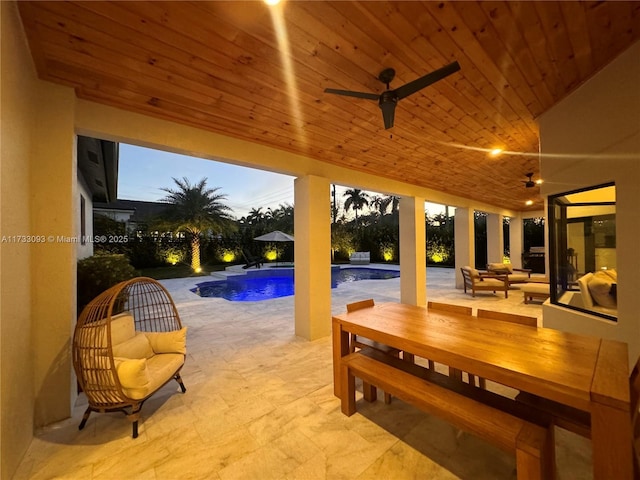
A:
18;1;640;211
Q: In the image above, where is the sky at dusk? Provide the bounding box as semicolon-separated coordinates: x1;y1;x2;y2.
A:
117;143;446;219
117;144;294;219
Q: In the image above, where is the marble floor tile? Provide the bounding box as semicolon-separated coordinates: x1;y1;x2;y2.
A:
14;267;593;479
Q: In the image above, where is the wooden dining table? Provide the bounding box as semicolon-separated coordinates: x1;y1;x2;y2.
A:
332;302;632;479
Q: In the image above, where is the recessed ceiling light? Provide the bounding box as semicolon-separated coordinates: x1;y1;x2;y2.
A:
525;200;534;206
489;148;503;157
264;0;280;4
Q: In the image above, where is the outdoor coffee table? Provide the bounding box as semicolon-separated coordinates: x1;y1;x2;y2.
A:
520;283;550;304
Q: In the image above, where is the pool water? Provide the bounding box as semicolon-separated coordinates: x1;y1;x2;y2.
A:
191;267;400;302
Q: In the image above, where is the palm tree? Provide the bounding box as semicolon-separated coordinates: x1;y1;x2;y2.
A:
343;188;370;225
160;177;235;272
372;195;393;217
246;207;265;226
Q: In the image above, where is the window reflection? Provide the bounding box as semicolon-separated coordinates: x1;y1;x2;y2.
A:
549;184;617;320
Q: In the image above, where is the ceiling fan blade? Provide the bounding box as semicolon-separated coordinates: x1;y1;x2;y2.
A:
394;61;461;100
379;102;396;129
324;88;379;101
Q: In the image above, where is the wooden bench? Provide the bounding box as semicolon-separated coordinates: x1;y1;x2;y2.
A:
340;349;555;479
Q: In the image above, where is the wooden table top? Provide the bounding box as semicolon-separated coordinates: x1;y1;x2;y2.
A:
333;302;628;412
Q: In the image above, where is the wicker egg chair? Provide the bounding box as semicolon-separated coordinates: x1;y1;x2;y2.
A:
73;277;187;438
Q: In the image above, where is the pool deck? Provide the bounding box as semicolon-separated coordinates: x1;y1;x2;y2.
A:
167;264;546;324
14;266;590;480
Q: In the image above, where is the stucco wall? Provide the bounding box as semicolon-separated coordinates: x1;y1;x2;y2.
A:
539;40;640;365
1;4;78;477
1;2;37;477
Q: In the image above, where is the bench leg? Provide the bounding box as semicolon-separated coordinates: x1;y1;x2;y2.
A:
362;381;391;404
515;424;556;480
340;362;356;416
362;381;377;402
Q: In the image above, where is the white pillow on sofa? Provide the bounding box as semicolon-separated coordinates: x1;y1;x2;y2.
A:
112;332;155;359
114;357;151;400
463;266;479;278
588;271;617;308
488;263;512;274
577;273;594;308
144;327;187;355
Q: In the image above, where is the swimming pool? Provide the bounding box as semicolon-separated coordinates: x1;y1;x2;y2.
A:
191;267;400;302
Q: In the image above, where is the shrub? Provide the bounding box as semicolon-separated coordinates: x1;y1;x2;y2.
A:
77;253;137;314
126;236;164;268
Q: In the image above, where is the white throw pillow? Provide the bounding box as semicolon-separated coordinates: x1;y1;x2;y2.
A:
112;332;155;359
588;272;617;308
114;357;151;389
577;273;594;308
463;266;479;278
144;327;187;355
110;312;136;345
488;263;511;274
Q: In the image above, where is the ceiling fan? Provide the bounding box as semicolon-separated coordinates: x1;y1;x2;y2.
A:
324;61;461;130
523;173;536;188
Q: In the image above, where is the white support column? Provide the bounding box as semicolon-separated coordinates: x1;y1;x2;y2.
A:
509;214;524;269
399;196;426;306
454;208;475;288
294;175;331;340
486;213;504;265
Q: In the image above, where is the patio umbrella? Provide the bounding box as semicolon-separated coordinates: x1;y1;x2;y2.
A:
254;230;294;265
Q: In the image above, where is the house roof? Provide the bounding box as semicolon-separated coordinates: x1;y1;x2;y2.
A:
94;199;169;224
77;135;118;202
18;1;640;211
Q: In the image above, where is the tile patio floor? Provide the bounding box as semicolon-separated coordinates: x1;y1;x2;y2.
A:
14;267;592;479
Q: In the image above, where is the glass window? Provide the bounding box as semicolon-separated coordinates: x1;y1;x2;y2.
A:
548;183;617;320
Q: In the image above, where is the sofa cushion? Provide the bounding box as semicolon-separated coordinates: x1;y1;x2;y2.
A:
144;354;185;396
110;312;136;345
480;278;506;287
145;327;187;355
588;272;617;308
601;269;617;282
577;273;594;308
488;262;513;274
505;274;529;283
463;266;480;278
112;332;155;359
114;357;151;399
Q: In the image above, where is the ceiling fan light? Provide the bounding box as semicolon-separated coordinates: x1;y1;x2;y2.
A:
536;179;543;185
